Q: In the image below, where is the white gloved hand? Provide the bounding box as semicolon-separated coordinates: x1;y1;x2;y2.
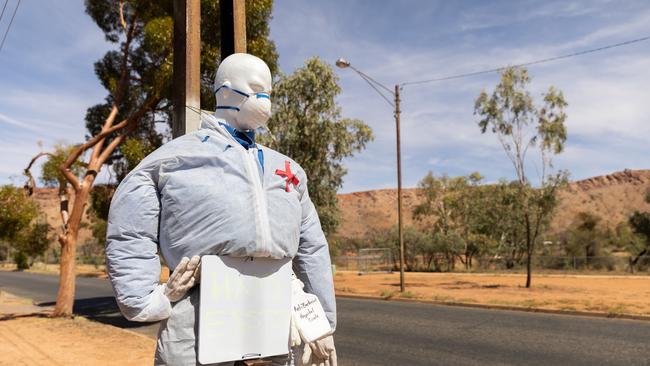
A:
163;255;201;302
301;335;337;366
290;273;303;348
290;311;302;347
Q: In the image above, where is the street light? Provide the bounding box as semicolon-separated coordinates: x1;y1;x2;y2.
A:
335;58;351;69
336;58;406;293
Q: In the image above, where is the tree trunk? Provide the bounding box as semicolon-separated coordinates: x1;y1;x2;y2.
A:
525;214;533;288
52;177;93;317
630;249;648;273
426;255;433;270
525;250;532;287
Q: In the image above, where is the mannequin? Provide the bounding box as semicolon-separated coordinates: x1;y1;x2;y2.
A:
213;53;273;131
105;53;337;366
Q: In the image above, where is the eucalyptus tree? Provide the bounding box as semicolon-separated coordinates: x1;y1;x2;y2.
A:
261;57;373;236
474;67;569;287
47;0;278;317
628;190;650;271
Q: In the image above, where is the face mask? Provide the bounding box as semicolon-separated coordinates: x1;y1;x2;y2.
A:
215;85;272;130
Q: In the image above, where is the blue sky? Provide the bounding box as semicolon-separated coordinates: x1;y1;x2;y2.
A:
1;1;649;193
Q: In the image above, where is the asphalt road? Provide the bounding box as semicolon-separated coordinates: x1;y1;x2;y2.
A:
1;271;649;366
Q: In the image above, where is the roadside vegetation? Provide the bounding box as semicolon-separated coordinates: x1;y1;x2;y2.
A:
8;0;371;317
0;185;50;270
331;67;650;281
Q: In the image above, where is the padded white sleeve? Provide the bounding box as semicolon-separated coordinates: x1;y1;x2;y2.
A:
128;284;172;322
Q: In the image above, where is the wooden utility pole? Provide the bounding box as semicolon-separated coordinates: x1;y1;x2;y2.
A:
220;0;247;60
394;84;405;293
172;0;201;138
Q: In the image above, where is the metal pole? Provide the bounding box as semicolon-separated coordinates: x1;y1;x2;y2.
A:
395;84;405;293
220;0;247;60
172;0;201;138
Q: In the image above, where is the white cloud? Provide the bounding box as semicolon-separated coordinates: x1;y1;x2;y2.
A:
0;112;38;132
2;0;648;193
270;2;650;191
458;0;619;32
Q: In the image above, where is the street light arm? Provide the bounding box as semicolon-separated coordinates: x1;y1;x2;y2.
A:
349;65;395;95
355;71;395;108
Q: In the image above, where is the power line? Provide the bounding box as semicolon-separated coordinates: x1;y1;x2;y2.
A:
353;66;394;95
0;0;9;23
357;71;395;107
401;35;650;87
0;0;21;53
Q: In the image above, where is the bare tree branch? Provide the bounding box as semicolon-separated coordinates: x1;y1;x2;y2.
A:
96;97;161;166
119;0;127;31
23;152;52;196
59;8;140;192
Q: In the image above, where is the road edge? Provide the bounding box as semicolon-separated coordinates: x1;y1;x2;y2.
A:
336;293;650;322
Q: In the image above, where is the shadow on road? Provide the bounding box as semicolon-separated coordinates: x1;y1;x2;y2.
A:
37;297;159;330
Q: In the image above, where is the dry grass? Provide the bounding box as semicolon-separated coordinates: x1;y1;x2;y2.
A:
334;271;650;316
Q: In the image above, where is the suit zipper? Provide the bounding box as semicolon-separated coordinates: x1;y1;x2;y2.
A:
242;147;272;256
213;121;272;256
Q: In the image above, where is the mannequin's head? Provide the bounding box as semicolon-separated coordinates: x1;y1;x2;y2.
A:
213;53;272;130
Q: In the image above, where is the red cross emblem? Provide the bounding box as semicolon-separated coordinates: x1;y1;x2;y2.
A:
275;160;299;192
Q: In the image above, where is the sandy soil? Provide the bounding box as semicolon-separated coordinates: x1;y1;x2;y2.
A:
0;292;155;366
334;271;650;316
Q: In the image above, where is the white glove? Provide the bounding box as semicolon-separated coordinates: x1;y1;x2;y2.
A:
301;335;337;366
163;255;201;302
290;311;302;347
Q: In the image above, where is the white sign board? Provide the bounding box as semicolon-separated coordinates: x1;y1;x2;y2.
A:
198;255;292;365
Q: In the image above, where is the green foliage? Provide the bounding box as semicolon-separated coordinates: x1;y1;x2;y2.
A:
563;211;605;260
625;186;650;270
474;67;568;182
0;186;49;269
553;217;648;271
114;137;156;181
89;184;115;221
575;211;600;232
428;231;464;271
479;180;528;267
0;185;38;242
260;57;373;236
629;211;650;242
474;66;569;286
13;251;28;270
627;211;650;271
13;222;51;269
40;144;85;189
413;171;507;269
610;222;644;252
368;225;432;271
85;218;107;265
84;0;279;180
87;184;115;251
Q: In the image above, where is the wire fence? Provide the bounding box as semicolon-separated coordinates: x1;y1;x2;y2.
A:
334;254;650;274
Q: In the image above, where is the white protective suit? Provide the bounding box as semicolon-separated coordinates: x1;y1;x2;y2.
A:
105;54;336;365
